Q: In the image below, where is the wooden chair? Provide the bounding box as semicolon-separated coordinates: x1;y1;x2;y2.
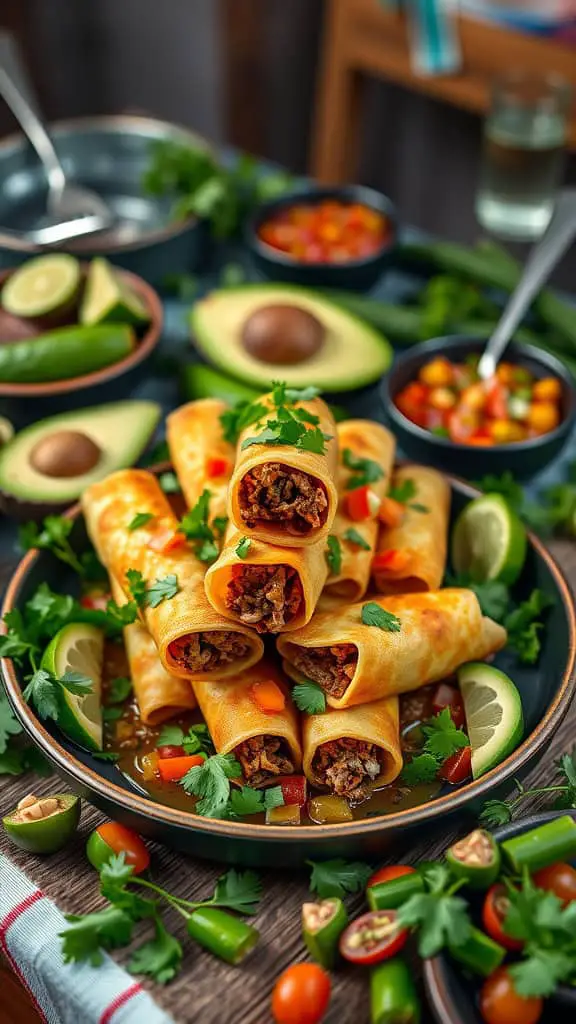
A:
311;0;576;184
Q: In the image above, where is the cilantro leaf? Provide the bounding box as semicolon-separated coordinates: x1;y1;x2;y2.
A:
126;569;147;608
183;724;215;756
128;512;154;531
361;602;401;632
158;471;182;494
180;752;243;817
128;917;183;984
388;479;417;503
0;692;22;754
449;573;511;622
147;574;179;608
59;671;93;697
292;680;326;714
342;448;384;490
107;677;132;704
325;535;342;575
504;589;553;665
103;707;122;722
299;427;331;454
557;751;576;789
343;528;371;551
409;503;430;513
179;490;221;563
398;891;472;958
18;516;86;577
400;753;440;785
284;386;321;402
23;670;60;721
474;472;524;511
220;400;268;444
307;858;372;899
213;516;228;537
209;869;263;916
478;799;513;828
60;906;134;966
0;748;28;775
227;785;284;818
422;708;469;761
235;536;251;559
510;950;575;999
157;724;185;747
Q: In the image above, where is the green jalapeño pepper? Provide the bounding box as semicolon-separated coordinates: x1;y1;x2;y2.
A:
501;815;576;874
2;792;80;854
367;872;424;911
302;898;348;969
185;907;259;964
448;925;505;977
370;957;421;1024
446;829;501;890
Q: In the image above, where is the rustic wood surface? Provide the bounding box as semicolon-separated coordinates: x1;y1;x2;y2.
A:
1;540;575;1024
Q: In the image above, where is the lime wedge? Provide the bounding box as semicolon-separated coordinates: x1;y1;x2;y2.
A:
81;257;150;326
41;623;104;751
451;493;527;584
1;254;80;318
459;662;524;778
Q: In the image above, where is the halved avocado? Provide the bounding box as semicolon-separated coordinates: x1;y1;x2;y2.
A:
190;284;393;392
0;399;161;519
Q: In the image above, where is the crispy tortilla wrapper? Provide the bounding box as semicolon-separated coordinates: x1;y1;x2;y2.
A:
110;576;196;725
192;659;302;783
325;419;396;603
166;399;234;520
278;589;507;709
374;465;451;594
303;695;402;790
82;469;264;680
204;524;328;633
228;394;338;547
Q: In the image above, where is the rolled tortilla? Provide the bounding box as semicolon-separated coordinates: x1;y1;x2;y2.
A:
82;469;264;680
110;576;196;725
373;465;451;594
228;393;338;547
192;659;302;786
324;420;396;603
166;399;234;522
204;524;328;633
278;589;507;709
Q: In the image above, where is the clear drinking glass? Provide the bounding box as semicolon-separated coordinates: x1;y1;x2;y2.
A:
476;71;571;241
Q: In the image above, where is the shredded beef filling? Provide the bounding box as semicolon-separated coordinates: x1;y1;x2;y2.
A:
313;739;382;804
238;463;328;535
226;565;303;633
293;644;358;699
235;735;294;786
168;631;251;673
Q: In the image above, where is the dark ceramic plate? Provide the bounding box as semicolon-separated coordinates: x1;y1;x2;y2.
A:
1;474;574;868
424;810;576;1023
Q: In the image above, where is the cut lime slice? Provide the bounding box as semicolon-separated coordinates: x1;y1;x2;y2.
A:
41;623;104;751
451;493;527;585
81;257;150;326
459;662;524;778
1;254;81;318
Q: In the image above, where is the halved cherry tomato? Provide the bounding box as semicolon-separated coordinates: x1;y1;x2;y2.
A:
86;822;150;874
80;589;110;612
432;683;465;729
372;549;410;574
251;679;286;713
479;966;543;1024
339;909;408;965
345;485;381;521
367;864;416;889
533;861;576;905
482;884;524;951
448;407;479;443
439;746;472;784
485;380;508;420
148;526;187;554
206;455;231;478
271;963;331;1024
279;775;307;807
376;497;405;528
156;744;186;759
157;754;205;782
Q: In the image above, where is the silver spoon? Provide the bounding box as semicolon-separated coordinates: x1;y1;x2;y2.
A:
0;34;113;232
477;189;576;381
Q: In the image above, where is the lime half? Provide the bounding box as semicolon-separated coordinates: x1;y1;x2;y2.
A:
451;493;527;584
459;662;524;778
41;623;104;751
2;254;80;318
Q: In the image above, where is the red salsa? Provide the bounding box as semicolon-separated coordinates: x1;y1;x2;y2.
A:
394;356;562;446
257;200;391;264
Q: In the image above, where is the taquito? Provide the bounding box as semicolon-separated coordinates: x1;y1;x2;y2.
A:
228;393;338;547
324;419;396;603
166;399;234;521
204;524;328;633
82;469;264;680
109;576;196;725
278;589;507;709
373;465;450;594
192;659;302;786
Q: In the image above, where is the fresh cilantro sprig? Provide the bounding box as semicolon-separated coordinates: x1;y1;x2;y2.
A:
225;786;284;819
387;478;429;513
292;680;326;714
361;602;401;632
325;536;342;575
19;517;106;580
307;858;372;899
342;449;384;491
503;870;576;998
180;752;243;817
224;382;330;454
343;527;371;551
397;862;472;957
128;512;154;531
157;722;215;756
474;467;576;538
126;570;179;609
235;536;251;559
450;572;552;665
178;489;221;564
479;750;576;827
401;708;469;786
23;669;92;722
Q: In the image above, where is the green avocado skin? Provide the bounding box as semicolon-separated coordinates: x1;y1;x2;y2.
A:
2;794;81;854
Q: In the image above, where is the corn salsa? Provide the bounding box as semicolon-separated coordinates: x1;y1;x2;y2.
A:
257;200;391;264
394;356;563;446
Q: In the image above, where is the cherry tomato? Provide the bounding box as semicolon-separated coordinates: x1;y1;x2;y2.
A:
205;455;231;478
372;549;410;574
432;683;465;729
271;963;331;1024
482;884;524;951
439;746;472;784
485;380;508;420
279;775;308;807
533;861;576;905
479;967;543;1024
156;745;186;759
345;485;381;521
367;864;416;889
86;822;150;875
448;407;479;443
339;909;408;965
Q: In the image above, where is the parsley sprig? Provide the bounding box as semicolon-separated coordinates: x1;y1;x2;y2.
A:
450;572;552;665
24;669;93;722
401;708;469;786
221;383;330;453
342;449;384;491
157;722;215;757
361;602;401;632
180;752;243;817
479;749;576;827
503;870;576;998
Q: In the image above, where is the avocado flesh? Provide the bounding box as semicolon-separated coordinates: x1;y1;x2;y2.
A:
190;283;393;392
0;400;161;505
81;257;150;326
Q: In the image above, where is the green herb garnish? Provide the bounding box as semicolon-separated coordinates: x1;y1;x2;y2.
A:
180;752;243;817
361;602;401;632
343;527;371;551
397;862;472;958
235;537;252;559
224;382;330;454
128;513;154;532
126;570;179;609
292;680;326;715
400;708;469;785
342;448;384;490
178;489;220;564
307;858;372;899
479;749;576;827
107;677;132;705
23;669;92;722
325;536;342;575
226;786;284;818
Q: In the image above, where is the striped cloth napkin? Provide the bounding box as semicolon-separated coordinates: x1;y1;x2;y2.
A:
0;854;174;1024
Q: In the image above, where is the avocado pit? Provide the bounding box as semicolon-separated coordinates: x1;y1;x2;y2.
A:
241;304;325;365
30;430;102;478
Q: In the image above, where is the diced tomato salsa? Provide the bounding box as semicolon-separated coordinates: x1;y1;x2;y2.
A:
257;200;391;264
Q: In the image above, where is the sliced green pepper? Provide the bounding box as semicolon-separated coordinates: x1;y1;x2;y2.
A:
0;324;134;383
448;925;505;977
446;829;501;890
370;956;421;1024
185;907;259;964
501;815;576;874
2;792;80;854
302;897;348;969
367;872;424;911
